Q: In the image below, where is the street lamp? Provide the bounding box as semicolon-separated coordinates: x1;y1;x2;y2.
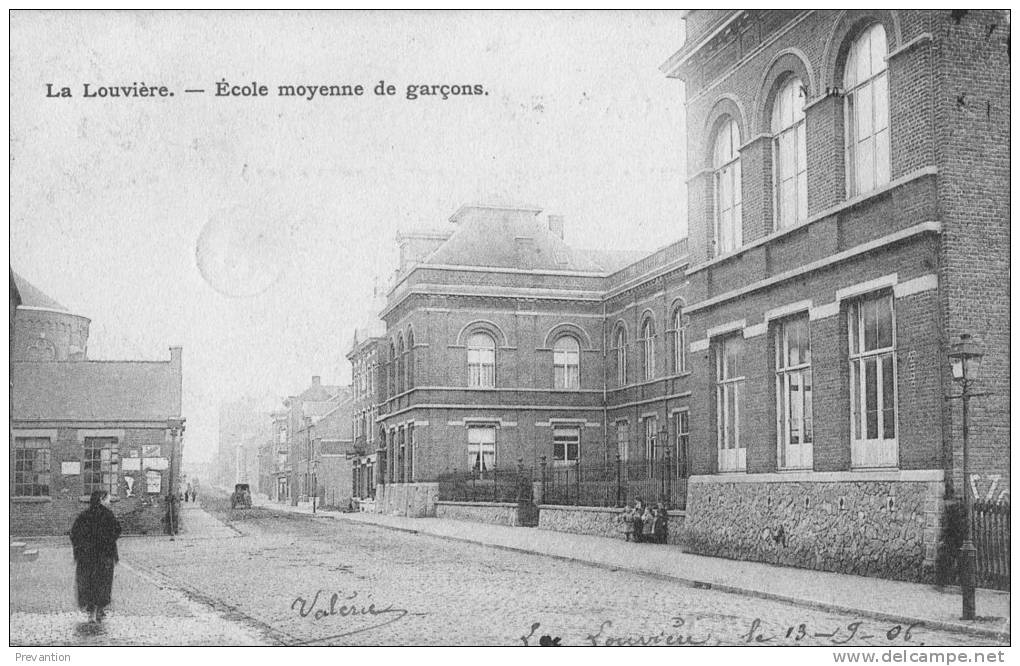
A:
947;332;984;620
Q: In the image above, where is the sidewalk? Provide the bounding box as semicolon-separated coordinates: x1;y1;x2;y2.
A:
10;505;264;646
254;496;1010;641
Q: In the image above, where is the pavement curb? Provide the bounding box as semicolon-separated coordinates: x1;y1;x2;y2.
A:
334;513;1010;643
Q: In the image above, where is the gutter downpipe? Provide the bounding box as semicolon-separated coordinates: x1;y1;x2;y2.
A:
602;300;609;463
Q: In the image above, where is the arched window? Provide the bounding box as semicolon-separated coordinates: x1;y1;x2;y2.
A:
467;332;496;388
844;23;889;197
387;342;396;398
641;317;656;381
771;77;807;228
395;336;404;394
712;117;742;255
672;307;687;374
613;326;627;386
553;336;580;389
406;330;415;389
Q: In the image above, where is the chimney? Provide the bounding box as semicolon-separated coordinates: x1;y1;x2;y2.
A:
548;214;565;240
169;346;183;416
312;375;321;387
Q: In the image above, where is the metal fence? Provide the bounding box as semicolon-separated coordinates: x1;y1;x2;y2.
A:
435;459;687;511
542;458;687;511
974;500;1009;590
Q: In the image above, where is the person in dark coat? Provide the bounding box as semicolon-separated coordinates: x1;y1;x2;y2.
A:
652;502;670;544
70;490;122;622
631;498;645;543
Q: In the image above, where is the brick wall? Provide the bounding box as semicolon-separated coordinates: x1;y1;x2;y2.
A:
11;425;174;536
934;10;1011;496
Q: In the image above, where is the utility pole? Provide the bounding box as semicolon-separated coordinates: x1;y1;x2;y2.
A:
167;417;186;538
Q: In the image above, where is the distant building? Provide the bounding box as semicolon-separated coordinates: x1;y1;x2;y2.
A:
10;271;184;536
216;396;274;488
347;325;385;510
292;391;355;508
269;376;347;506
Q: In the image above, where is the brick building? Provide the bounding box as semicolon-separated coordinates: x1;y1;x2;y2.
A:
263;376;346;505
350;10;1008;584
10;271;185;535
292;387;354;507
348;326;384;509
662;8;1008;581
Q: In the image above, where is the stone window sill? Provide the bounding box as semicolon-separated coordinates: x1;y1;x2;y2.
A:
11;496;52;503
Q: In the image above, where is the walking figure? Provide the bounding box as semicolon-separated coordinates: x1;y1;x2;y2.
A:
70;490;122;623
619;503;636;542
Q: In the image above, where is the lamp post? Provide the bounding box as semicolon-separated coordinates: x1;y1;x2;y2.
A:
312;459;318;514
657;425;672;507
948;332;985;620
304;416;313;506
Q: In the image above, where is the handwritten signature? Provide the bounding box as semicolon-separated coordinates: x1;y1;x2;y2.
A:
289;589;409;643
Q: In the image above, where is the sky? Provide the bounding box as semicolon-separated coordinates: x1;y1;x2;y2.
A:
10;10;688;464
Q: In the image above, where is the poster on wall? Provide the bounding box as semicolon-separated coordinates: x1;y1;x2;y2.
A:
61;461;80;475
146;470;162;494
142;445;161;458
122;457;141;471
145;457;169;471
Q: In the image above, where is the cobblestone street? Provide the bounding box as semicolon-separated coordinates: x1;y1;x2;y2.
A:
52;497;998;647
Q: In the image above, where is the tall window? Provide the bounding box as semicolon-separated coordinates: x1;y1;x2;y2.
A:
844;23;890;197
641;318;656;381
368;357;374;396
675;410;690;478
406;331;415;389
716;336;746;471
644;417;658;474
553;336;580;389
616;421;629;461
395;337;404;394
467;425;496;472
712;118;742;255
407;424;414;482
772;76;808;228
467;332;496;388
775;316;813;469
13;437;51;497
849;293;897;467
388;343;396;398
672;307;687;374
84;437;119;496
397;427;406;483
553;427;580;465
613;326;627;386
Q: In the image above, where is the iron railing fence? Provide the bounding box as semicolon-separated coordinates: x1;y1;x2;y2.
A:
541;458;687;511
973;500;1009;590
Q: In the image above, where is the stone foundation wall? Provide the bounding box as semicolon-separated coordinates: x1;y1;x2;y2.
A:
12;494;168;537
538;505;686;545
374;483;438;517
436;501;519;526
681;471;945;582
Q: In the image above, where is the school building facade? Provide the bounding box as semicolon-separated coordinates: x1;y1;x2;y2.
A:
348;10;1009;584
